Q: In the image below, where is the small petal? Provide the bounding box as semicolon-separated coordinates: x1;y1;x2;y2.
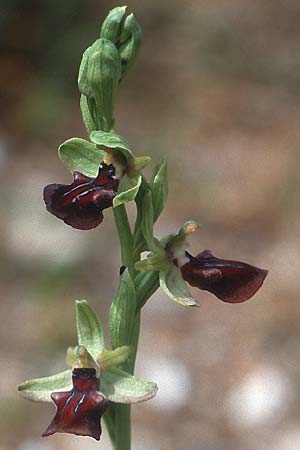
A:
42;368;108;441
180;250;268;303
43;163;119;230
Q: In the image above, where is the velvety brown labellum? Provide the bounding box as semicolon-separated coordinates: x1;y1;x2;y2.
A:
43;163;119;230
180;250;268;303
42;368;108;441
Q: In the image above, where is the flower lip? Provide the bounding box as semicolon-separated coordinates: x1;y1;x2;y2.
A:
42;367;108;441
180;250;268;303
43;163;119;230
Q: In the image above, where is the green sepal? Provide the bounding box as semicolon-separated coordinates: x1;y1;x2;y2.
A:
119;13;142;77
150;159;168;222
90;130;134;166
109;269;136;349
76;300;105;359
17;367;158;404
135;250;170;272
80;94;97;134
113;174;141;207
102;368;157;404
58;138;105;177
141;190;163;252
78;38;122;131
97;346;132;371
100;6;127;43
159;266;199;307
128;156;151;178
17;370;72;403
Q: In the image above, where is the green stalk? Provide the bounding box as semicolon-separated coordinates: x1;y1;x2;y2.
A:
111;203;134;450
113;404;131;450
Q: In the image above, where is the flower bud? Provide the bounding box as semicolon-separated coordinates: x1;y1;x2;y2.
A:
100;6;127;43
118;14;142;77
78;38;122;131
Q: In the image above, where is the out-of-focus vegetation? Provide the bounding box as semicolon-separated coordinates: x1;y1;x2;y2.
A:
1;1;300;449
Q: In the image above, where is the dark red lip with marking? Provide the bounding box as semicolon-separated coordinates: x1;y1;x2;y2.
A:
42;368;108;441
180;250;268;303
43;163;119;230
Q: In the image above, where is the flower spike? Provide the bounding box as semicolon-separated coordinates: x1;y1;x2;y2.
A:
42;368;108;441
43;163;119;230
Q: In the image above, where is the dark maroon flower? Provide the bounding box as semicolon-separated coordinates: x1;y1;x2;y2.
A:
43;163;119;230
42;368;108;441
179;250;268;303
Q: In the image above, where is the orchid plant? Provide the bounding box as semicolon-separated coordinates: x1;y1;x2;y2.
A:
17;6;268;450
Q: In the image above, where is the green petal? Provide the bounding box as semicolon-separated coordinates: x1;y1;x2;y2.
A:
113;174;141;207
102;368;158;404
159;266;199;307
17;370;72;403
76;300;106;359
97;346;132;371
58;138;105;177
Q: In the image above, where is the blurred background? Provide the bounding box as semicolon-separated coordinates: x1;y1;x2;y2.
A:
1;0;300;449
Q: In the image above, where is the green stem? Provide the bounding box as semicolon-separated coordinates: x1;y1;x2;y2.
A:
111;201;160;450
113;404;131;450
111;203;134;450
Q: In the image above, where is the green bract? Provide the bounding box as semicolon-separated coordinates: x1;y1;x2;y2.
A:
109;269;136;350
